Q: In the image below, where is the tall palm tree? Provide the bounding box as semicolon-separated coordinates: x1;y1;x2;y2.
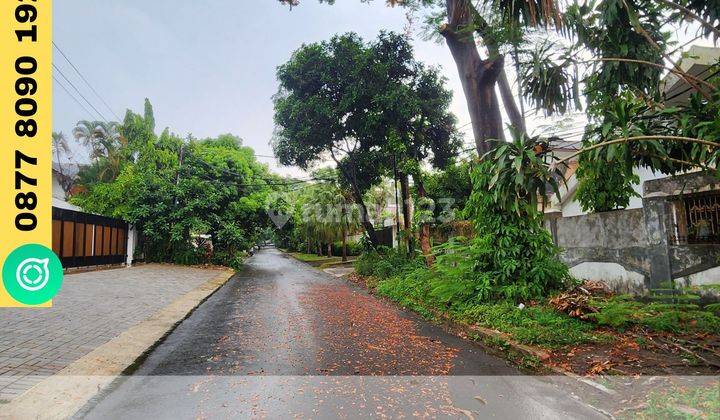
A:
52;131;71;163
72;120;122;160
72;120;125;182
309;182;358;259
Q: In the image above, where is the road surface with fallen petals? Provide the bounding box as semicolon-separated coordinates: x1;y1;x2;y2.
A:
77;248;605;419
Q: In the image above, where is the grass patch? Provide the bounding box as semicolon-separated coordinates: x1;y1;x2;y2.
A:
376;274;609;349
587;296;720;334
290;252;339;263
458;302;610;349
683;283;720;293
366;249;719;352
630;384;720;419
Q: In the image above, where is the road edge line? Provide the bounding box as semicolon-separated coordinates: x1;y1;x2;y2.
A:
1;268;235;420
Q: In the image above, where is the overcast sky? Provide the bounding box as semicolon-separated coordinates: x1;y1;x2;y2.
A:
52;1;475;176
53;2;714;176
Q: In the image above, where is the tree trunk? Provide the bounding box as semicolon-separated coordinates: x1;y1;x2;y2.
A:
332;151;380;247
399;174;413;253
416;179;434;267
442;0;505;155
327;243;332;257
341;221;348;262
351;188;379;246
497;68;526;135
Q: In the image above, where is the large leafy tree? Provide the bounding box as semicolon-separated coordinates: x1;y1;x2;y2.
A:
540;0;720;212
273;31;460;247
278;0;530;154
273;33;382;244
280;0;720;214
72;102;275;266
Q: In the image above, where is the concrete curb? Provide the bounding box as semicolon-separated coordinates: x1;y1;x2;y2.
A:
429;310;618;396
1;269;235;420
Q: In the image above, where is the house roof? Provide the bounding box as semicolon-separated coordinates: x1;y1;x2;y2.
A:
52;196;82;211
664;45;720;106
52;162;85;179
547;137;581;153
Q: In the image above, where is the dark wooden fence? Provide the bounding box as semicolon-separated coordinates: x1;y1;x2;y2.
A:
375;226;394;248
51;207;128;268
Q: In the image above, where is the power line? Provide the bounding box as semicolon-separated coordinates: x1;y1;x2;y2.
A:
667;33;705;58
53;74;96;121
457;121;472;130
53;63;108;122
53;42;121;120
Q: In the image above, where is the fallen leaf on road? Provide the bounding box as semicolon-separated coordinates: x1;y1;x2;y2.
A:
441;405;475;420
474;395;487;405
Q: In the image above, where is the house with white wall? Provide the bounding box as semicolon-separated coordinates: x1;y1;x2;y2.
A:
543;46;720;292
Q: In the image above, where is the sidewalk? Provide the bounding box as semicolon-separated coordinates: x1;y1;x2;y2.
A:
0;264;234;402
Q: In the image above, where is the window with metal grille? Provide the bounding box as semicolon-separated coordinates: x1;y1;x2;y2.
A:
672;191;720;244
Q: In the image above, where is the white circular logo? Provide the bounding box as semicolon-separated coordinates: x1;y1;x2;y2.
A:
15;257;50;292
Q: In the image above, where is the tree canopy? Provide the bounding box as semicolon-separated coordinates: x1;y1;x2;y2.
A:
273;31;460;245
71;101;277;267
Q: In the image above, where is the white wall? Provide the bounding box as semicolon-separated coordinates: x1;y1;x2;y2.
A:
561;166;669;217
569;262;647;294
52;173;65;199
126;225;138;266
676;267;720;287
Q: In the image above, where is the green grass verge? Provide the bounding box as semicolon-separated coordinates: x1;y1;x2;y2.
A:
375;273;720;349
376;274;610;349
458;302;611;349
587;296;720;334
289;252;339;263
631;384;720;419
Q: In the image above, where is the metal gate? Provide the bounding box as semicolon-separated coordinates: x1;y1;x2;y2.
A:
375;226;394;248
51;207;128;268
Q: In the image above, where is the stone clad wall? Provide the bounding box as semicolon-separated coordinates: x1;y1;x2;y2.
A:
549;209;653;293
670;244;720;284
548;172;720;292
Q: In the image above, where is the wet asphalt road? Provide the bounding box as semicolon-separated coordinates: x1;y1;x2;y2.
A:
77;248;604;419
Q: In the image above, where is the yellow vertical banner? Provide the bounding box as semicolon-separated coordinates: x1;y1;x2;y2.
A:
0;0;53;307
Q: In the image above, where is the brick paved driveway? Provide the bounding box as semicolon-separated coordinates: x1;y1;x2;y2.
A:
0;264;223;401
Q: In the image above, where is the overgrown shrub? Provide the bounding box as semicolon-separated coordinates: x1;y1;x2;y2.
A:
420;160;571;304
211;250;246;271
144;242;205;266
706;303;720;316
354;247;423;280
586;296;720;333
354;251;381;277
331;240;362;257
